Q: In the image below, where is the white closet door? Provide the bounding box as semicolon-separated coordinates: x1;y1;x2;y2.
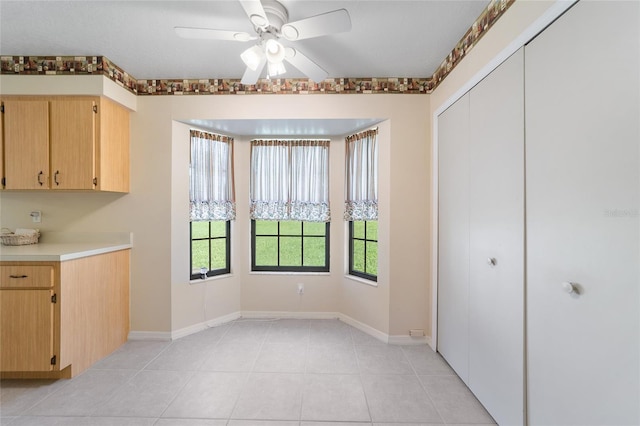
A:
437;93;471;382
468;48;525;426
525;1;640;425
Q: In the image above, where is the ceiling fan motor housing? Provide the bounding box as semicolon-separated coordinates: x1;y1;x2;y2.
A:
261;0;289;31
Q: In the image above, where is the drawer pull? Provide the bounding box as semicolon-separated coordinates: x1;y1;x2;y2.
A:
9;274;28;279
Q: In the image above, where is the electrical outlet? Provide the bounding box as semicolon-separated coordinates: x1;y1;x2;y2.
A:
297;283;304;295
30;211;41;223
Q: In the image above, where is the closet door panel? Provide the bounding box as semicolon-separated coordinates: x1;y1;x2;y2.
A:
468;48;524;426
437;93;470;382
525;1;639;424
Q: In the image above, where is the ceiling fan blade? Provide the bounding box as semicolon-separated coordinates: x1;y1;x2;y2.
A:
241;57;267;85
174;27;256;41
281;9;351;41
239;0;270;29
284;48;328;83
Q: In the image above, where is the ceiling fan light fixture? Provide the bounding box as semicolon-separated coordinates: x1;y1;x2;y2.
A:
240;45;264;71
265;38;285;64
267;60;286;77
281;24;299;40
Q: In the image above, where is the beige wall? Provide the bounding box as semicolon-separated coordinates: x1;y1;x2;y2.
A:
166;94;430;337
0;81;431;338
0;0;566;340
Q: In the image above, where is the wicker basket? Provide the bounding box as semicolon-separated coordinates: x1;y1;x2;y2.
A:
0;229;40;246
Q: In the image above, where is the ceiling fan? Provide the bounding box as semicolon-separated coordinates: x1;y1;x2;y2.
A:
175;0;351;85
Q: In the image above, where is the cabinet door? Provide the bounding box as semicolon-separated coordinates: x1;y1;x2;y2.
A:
468;48;524;426
525;2;639;424
96;97;130;192
50;99;96;190
0;289;55;371
3;100;50;189
437;92;471;382
1;104;4;188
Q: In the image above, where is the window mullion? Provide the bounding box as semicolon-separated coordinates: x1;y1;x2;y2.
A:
363;222;367;274
207;221;212;274
277;221;281;267
301;222;305;267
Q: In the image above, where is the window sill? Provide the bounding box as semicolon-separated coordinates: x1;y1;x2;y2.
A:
249;271;331;276
344;274;378;287
189;273;234;285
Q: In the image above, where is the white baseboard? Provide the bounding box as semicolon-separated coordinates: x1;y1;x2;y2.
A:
389;334;432;346
128;330;172;341
170;311;242;340
128;311;241;341
338;313;389;343
240;310;340;320
129;310;431;346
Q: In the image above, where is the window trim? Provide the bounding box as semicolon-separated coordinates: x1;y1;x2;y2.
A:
190;220;231;280
251;220;330;273
348;220;378;282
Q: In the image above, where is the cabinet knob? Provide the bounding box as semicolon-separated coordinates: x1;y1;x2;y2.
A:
37;171;44;186
54;170;60;186
487;257;497;267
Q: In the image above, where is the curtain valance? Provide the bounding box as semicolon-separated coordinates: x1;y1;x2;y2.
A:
250;139;330;222
344;128;378;221
190;130;236;221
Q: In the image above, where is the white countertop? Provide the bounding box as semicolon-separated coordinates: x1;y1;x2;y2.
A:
0;232;132;261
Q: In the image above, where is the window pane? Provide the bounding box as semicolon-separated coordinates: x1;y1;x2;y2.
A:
303;237;325;266
353;221;365;239
303;222;325;236
210;221;227;238
210;239;227;270
352;240;365;272
280;220;301;235
192;240;209;272
280;236;302;266
255;236;278;265
366;221;378;241
255;220;278;235
365;241;378;276
191;221;209;239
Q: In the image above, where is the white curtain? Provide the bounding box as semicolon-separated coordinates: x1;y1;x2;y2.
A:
250;139;330;222
344;128;378;221
190;130;236;221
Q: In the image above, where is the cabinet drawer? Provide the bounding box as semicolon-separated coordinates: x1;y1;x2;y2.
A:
0;266;54;288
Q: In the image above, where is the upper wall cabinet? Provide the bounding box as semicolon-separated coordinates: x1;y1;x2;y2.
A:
1;96;130;193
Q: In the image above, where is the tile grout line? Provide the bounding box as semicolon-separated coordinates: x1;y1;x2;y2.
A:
298;320;312;424
153;322;233;421
352;325;375;425
402;345;448;425
225;318;271;424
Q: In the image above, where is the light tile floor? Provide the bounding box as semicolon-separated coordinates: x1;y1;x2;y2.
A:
0;319;496;425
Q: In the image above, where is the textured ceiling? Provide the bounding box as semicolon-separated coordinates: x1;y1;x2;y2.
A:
0;0;490;81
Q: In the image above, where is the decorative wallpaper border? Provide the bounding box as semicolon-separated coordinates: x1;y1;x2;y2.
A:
431;0;515;88
0;0;513;96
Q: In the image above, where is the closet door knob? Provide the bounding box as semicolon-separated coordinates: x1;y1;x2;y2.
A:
562;281;577;294
487;258;497;267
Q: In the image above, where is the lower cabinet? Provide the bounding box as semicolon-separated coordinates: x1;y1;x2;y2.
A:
0;249;130;378
0;289;55;372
